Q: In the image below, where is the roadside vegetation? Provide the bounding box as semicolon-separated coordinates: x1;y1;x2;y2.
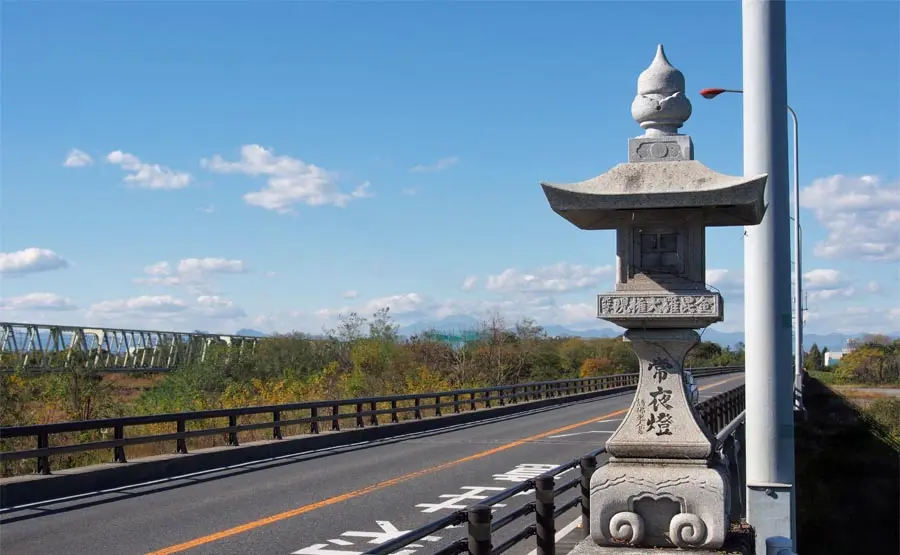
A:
806;334;899;387
0;309;744;476
796;376;899;555
805;334;900;442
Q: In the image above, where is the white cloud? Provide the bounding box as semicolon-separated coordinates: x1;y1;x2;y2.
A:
805;305;898;335
144;261;171;276
196;295;247;319
342;290;359;299
803;268;843;289
200;205;215;214
86;294;247;328
705;269;731;286
63;149;93;168
201;144;373;213
89;295;189;316
308;290;607;335
481;262;613;295
802;268;856;303
461;276;479;291
177;258;246;274
0;248;69;277
106;150;192;190
409;156;458;173
705;268;745;295
264;271;277;278
800;175;900;261
134;257;247;295
807;287;856;303
402;187;419;196
0;292;78;311
867;281;881;294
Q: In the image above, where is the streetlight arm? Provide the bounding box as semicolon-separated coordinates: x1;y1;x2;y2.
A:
699;85;805;410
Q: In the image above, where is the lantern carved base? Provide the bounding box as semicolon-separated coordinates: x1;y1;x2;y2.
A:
589;459;730;550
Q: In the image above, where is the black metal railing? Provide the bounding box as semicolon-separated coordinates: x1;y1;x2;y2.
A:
364;382;747;555
0;366;742;476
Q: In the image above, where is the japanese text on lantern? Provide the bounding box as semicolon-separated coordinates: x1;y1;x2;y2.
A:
646;357;675;436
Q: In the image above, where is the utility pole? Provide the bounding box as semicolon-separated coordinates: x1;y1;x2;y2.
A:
790;109;804;413
742;0;797;553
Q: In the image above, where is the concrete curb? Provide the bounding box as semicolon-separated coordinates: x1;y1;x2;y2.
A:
0;385;635;508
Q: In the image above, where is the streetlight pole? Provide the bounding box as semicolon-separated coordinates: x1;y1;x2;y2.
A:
707;1;796;551
698;87;804;412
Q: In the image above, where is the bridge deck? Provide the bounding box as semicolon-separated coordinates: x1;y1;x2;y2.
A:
0;375;743;555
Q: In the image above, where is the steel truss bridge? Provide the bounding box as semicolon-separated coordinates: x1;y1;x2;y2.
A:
0;321;262;373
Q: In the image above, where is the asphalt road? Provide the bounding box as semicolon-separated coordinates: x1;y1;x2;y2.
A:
0;373;743;555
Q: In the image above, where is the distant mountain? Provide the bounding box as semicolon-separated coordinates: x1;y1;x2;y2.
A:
540;325;620;339
235;328;268;337
398;315;482;337
395;317;897;352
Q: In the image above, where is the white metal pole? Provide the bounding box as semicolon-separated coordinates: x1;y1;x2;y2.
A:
789;106;803;411
742;0;796;548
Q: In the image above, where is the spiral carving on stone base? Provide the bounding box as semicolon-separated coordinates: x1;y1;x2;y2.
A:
609;511;645;545
669;512;707;547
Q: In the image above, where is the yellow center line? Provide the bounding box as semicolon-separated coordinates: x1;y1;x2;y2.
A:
146;375;741;554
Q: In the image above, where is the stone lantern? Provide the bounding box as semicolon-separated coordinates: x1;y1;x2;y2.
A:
541;45;766;552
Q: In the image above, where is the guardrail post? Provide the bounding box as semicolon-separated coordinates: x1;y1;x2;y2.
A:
391;400;399;423
580;454;598;537
176;419;188;453
273;410;283;440
310;406;320;434
454;393;461;413
356;403;365;428
227;415;239;446
484;391;492;408
435;395;442;416
369;401;378;425
113;423;127;463
736;420;748;520
36;432;50;475
414;397;422;419
722;434;743;520
498;388;506;406
332;404;341;431
467;504;492;555
535;475;556;555
470;392;477;411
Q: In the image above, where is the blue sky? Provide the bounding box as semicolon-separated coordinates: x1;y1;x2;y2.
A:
1;1;898;336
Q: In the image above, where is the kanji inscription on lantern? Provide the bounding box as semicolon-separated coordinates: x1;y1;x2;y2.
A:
646;411;674;436
597;294;720;317
648;356;672;384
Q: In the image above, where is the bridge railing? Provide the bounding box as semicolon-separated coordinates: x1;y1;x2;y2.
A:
363;384;747;555
0;321;261;373
0;366;741;476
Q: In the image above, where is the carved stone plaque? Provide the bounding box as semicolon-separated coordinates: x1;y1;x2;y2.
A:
598;293;721;317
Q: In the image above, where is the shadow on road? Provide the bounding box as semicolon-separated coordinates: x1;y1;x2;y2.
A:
796;378;900;555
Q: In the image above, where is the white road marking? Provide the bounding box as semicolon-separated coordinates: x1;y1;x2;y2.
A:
492;463;559;482
524;517;582;555
341;520;441;545
292;521;440;555
293;544;361;555
416;486;507;513
595;418;620;423
548;430;613;439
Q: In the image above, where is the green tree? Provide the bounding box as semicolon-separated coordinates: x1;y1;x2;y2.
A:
806;343;824;372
